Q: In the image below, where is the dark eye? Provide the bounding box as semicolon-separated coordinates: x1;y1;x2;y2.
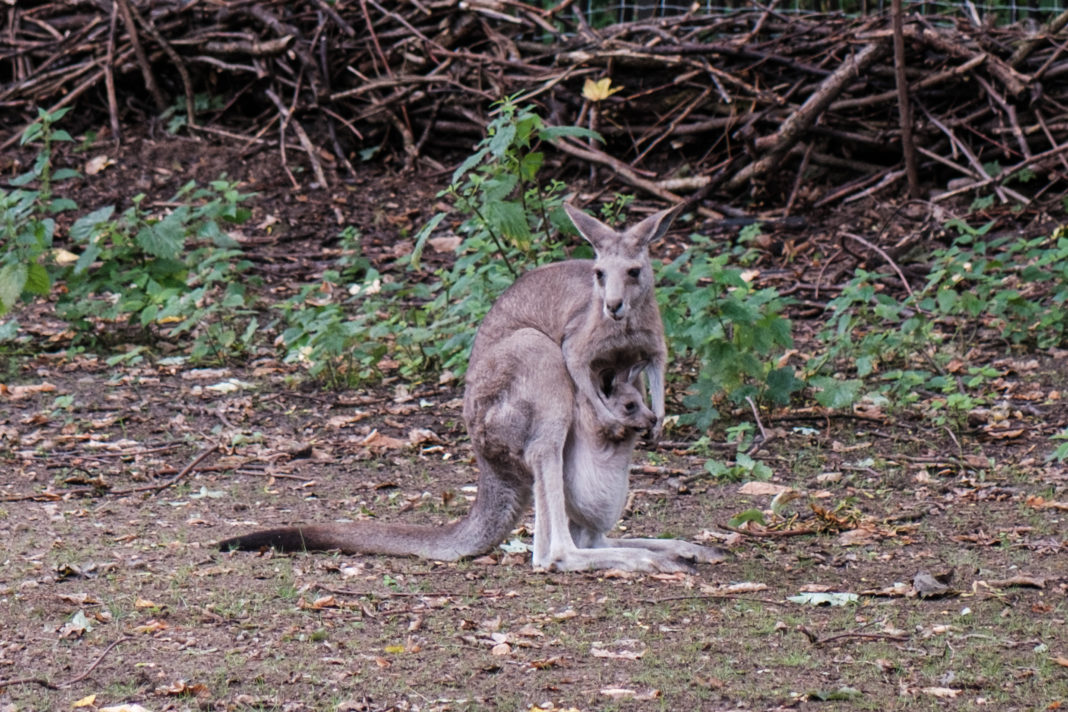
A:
594;269;605;284
624;401;638;414
627;268;641;279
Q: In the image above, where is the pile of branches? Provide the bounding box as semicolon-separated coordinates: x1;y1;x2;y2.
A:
3;0;1067;211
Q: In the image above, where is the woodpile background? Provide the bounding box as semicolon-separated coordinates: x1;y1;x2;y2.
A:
2;1;1067;211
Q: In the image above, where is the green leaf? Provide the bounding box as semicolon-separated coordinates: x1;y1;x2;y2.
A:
810;376;862;409
727;508;766;528
484;201;530;243
539;125;603;144
450;147;489;185
410;212;447;271
518;151;544;182
137;219;183;260
487;121;517;160
765;366;802;405
20;122;43;145
0;263;28;314
74;240;102;275
0;318;19;341
23;263;50;296
51;168;81;181
70;205;115;241
49;198;78;213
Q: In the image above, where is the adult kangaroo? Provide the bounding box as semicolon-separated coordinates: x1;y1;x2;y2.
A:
219;205;724;571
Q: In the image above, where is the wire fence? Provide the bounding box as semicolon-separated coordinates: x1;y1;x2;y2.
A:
576;0;1067;25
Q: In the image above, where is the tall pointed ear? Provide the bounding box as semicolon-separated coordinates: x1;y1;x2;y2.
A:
624;203;685;247
623;361;649;387
563;203;617;253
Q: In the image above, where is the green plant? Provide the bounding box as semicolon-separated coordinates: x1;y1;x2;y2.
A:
410;97;600;373
282;98;600;385
704;451;773;482
1051;428;1068;462
2;109;257;360
277;272;391;387
807;220;1068;417
0;108;80;316
656;234;798;430
56;179;255;357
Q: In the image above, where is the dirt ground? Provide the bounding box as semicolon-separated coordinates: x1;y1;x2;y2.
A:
1;129;1066;712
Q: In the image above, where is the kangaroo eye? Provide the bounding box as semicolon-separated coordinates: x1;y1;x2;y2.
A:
627;268;641;279
594;269;605;284
624;401;638;414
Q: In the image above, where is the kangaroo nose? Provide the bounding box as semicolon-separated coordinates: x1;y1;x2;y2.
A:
607;300;624;319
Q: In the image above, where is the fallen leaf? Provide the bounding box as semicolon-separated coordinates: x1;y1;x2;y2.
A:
57;592;99;606
787;592;858;606
1027;496;1068;511
600;687;660;701
738;481;792;496
205;379;253;393
591;645;644;660
59;610;94;638
359;429;407;451
408;427;440;446
158;681;209;697
53;248;80;265
583;77;623;102
73;694;97;707
135;597;162;609
914;570;955;598
130;620;168;634
1;382;57;399
528;656;565;669
84;154;113;175
836;527;878;546
428;235;462;253
700;581;768;595
1053;655;1068;668
921;687;961;698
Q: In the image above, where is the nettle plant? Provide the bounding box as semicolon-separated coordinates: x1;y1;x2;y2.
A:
657;232;798;431
0;107;80;320
807;219;1068;430
280;98;600;384
61;180;256;358
0;108;256;359
412;97;601;373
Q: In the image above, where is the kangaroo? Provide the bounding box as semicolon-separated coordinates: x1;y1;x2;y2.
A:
219;330;706;569
219;204;724;571
469;203;679;442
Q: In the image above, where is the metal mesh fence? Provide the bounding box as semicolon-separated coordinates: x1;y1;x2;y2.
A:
576;0;1067;25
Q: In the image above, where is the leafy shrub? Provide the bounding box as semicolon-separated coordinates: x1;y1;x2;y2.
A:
0;107;80;317
280;98;598;384
808;219;1068;419
0;108;256;359
657;235;798;430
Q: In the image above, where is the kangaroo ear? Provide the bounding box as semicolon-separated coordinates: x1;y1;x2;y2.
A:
624;203;684;247
563;203;617;254
598;368;618;397
624;361;648;386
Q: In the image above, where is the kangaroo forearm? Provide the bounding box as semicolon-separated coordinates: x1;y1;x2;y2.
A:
645;361;666;419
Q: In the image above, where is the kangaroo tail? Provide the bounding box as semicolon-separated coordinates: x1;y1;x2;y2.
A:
219;457;530;562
